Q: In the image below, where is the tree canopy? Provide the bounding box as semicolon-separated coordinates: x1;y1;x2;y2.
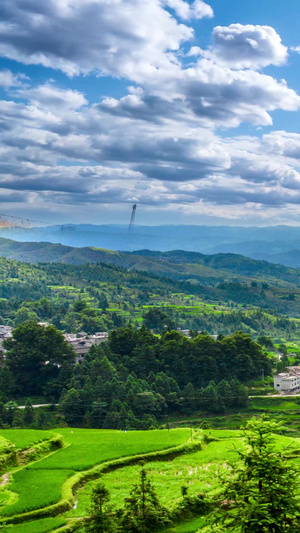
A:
3;321;75;396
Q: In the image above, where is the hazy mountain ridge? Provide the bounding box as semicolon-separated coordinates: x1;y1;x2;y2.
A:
1;224;300;267
0;237;299;290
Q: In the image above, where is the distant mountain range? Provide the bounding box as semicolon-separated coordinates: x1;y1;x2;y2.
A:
1;224;300;267
0;236;299;289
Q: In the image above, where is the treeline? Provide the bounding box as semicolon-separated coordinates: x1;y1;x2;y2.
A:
0;323;270;429
59;326;270;429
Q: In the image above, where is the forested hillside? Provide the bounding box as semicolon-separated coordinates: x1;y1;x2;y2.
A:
0;237;300;287
0;256;300;338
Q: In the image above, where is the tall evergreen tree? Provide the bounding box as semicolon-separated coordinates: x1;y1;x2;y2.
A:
120;466;172;533
24;398;34;426
209;417;300;532
85;481;116;533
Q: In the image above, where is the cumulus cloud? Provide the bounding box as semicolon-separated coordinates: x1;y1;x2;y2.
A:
16;83;88;111
0;69;26;87
0;77;300;221
164;0;213;20
0;0;197;79
119;62;300;127
263;131;300;159
0;1;300;224
206;24;288;69
230;154;300;190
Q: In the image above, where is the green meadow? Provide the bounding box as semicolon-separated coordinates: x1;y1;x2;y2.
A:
0;428;190;521
0;430;55;450
0;427;299;532
0;517;67;533
68;437;243;518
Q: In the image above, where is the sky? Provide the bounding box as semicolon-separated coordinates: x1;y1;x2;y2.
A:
2;1;300;226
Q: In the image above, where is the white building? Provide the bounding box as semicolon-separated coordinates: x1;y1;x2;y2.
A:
0;325;13;360
274;367;300;392
0;325;13;339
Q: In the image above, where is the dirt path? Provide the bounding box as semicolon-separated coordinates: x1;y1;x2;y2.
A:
0;473;9;487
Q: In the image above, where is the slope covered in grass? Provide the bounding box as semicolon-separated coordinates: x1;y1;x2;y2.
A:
0;429;189;518
0;430;55;450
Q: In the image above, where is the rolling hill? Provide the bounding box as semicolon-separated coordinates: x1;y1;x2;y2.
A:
0;237;299;289
1;224;300;268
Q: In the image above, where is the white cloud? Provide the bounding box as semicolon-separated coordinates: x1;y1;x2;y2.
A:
0;69;26;87
205;24;288;69
0;2;300;224
0;77;299;223
263;131;300;160
164;0;213;20
138;60;300;127
16;84;87;111
0;0;196;79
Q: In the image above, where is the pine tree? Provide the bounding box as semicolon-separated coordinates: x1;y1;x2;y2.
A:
229;379;248;408
209;417;300;532
24;398;34;426
202;381;224;413
85;481;116;533
217;380;232;408
120;465;172;533
183;382;195;411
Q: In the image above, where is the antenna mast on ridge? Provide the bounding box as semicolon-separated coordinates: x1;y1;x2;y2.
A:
128;204;137;232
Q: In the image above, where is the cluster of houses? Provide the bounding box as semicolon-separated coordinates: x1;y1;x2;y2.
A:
63;331;108;364
0;324;108;365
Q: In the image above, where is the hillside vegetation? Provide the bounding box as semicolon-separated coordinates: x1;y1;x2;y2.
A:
0;237;300;287
0;427;299;533
0;251;300;341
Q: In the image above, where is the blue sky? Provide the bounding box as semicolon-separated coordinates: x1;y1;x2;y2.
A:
1;0;300;226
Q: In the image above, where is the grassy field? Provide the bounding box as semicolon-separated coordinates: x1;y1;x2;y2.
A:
0;469;74;516
0;429;190;519
0;436;11;454
31;428;190;470
67;438;243;518
0;427;298;532
0;516;66;533
0;430;55;450
67;430;300;524
163;516;206;532
249;397;300;411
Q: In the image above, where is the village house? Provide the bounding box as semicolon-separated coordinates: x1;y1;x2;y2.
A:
0;323;108;365
64;331;108;364
274;366;300;392
0;325;13;359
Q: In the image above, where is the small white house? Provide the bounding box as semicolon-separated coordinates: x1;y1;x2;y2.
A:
274;372;300;392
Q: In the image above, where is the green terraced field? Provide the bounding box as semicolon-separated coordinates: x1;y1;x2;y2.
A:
0;427;298;532
69;436;244;517
0;469;74;516
0;430;55;450
0;517;66;533
0;428;190;520
32;428;190;470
